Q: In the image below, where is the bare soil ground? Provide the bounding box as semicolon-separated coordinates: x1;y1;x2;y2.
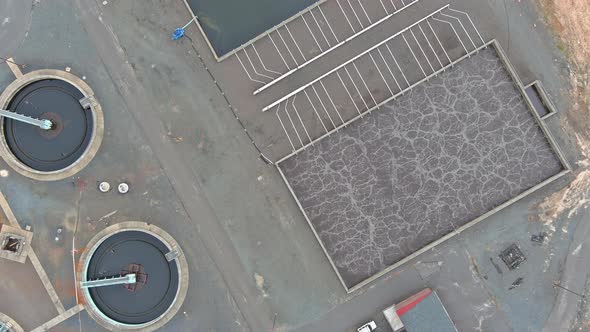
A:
537;1;590;330
536;0;590;224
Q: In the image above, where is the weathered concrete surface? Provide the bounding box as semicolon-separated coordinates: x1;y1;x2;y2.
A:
0;0;585;331
29;304;84;332
0;0;32;61
0;0;251;331
0;258;58;331
76;0;347;330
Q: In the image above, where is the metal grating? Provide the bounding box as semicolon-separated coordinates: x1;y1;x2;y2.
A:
499;244;526;271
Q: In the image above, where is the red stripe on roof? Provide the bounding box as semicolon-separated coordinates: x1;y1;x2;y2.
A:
396;288;433;317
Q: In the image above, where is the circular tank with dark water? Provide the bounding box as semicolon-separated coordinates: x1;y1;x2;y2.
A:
85;231;179;325
3;79;93;172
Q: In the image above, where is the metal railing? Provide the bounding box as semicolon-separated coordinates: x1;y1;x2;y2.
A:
269;5;486;162
0;109;52;130
80;274;136;289
237;0;419;94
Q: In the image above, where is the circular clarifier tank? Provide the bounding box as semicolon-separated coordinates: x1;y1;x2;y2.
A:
80;222;188;331
0;70;103;181
4;79;92;171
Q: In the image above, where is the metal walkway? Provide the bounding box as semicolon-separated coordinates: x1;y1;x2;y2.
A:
81;273;136;289
0;109;52;130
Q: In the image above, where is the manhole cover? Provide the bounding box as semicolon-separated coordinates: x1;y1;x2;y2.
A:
499;244;526;270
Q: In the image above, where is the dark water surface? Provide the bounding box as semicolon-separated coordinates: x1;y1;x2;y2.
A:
5;79;93;171
87;231;179;325
187;0;318;56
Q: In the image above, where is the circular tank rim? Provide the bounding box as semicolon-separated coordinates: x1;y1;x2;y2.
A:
79;222;189;331
0;69;104;181
82;229;178;328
